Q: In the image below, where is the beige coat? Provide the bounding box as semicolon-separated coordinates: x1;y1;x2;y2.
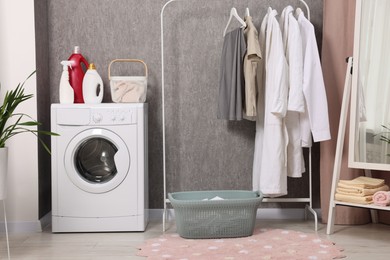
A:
243;15;262;120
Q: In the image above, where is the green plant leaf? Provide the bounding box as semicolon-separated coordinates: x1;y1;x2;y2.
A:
0;71;58;152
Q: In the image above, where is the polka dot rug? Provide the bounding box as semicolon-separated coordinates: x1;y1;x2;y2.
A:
137;228;345;260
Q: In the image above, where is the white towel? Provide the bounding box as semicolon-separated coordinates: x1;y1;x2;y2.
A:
202;196;224;201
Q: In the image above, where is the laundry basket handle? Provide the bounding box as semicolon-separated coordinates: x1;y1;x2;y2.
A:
108;59;148;80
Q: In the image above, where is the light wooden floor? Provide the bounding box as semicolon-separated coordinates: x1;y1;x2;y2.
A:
1;219;390;259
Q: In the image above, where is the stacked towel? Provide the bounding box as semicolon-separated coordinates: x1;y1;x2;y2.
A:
338;176;385;188
335;193;373;204
335;176;389;205
336;184;389;196
373;191;390;206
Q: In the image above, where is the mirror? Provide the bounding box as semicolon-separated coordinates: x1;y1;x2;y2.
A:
349;0;390;170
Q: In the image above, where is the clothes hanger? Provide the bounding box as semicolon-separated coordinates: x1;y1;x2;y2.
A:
245;7;250;17
296;7;303;17
298;0;311;21
223;7;247;37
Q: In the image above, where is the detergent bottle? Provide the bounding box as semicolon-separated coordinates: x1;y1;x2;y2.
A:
68;46;89;103
59;61;74;104
82;63;104;104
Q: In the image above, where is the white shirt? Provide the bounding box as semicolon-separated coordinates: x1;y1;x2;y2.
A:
297;10;331;147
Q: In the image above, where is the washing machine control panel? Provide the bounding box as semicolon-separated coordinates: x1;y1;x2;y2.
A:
90;107;137;125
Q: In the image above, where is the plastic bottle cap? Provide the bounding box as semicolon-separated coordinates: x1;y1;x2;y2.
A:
88;63;96;70
74;46;80;54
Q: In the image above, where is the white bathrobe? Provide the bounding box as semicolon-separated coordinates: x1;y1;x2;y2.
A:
252;7;289;197
297;10;331;147
280;6;305;113
280;6;305;178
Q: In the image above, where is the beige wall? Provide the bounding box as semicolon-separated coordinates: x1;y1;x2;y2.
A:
0;0;41;231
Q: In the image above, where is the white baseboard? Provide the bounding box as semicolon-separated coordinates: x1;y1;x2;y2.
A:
0;208;321;233
0;212;51;233
39;212;52;230
0;220;42;233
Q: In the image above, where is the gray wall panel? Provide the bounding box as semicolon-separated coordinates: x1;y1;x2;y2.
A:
43;0;323;209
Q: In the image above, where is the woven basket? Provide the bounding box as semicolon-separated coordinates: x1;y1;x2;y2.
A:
168;190;262;239
108;59;148;103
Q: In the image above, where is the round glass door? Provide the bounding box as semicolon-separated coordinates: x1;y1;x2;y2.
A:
64;128;130;193
75;137;118;183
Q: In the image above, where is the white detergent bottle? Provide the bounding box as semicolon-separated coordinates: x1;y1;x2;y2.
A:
82;63;104;104
59;60;74;104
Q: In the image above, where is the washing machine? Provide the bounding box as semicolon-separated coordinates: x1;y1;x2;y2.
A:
51;103;148;232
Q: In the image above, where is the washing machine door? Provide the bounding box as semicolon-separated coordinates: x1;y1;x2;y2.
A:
64;128;130;193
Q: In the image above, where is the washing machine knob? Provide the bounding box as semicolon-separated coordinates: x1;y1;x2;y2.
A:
93;113;103;123
119;114;125;121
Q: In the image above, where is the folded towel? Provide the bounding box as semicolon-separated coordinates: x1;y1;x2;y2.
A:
336;184;389;196
335;193;372;204
338;176;385;189
372;191;390;207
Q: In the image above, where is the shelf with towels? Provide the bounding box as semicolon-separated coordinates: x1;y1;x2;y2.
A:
327;56;390;234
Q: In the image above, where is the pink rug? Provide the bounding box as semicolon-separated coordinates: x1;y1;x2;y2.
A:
137;228;345;260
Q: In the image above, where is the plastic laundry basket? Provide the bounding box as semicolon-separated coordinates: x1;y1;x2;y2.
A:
108;59;148;103
168;190;263;239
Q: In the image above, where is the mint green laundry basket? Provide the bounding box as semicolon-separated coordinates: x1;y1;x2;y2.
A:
168;190;263;239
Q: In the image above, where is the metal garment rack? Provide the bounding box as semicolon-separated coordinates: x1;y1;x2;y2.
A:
161;0;317;232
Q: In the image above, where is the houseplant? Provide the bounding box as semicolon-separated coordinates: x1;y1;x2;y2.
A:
0;71;58;199
379;125;390;147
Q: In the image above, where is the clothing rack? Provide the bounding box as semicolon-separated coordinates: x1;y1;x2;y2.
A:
161;0;318;232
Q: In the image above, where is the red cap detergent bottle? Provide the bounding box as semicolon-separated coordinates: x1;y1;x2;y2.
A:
68;46;89;103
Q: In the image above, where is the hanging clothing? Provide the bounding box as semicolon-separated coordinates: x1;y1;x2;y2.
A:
252;7;289;197
243;15;262;120
280;6;305;113
296;10;331;147
280;6;305;178
217;27;247;120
